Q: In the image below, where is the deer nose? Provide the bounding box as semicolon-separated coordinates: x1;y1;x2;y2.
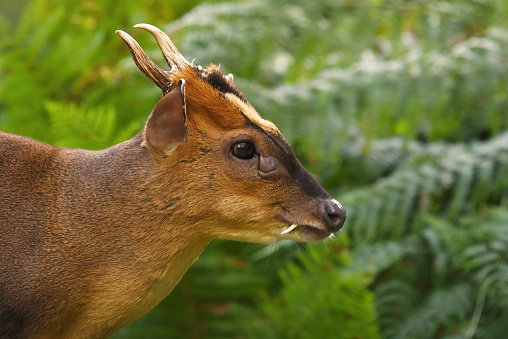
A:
323;200;346;232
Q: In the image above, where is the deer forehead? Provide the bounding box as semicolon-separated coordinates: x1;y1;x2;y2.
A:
177;67;283;141
223;92;281;136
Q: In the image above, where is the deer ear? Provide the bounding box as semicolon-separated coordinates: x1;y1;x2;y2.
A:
144;79;187;155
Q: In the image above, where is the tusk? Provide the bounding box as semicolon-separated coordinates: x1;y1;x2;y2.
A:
328;233;336;239
281;224;299;235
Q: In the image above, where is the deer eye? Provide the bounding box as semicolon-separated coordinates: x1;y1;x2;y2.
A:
232;142;255;159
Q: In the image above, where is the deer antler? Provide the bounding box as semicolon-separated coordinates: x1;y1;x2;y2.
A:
115;29;172;92
134;24;190;71
116;24;190;94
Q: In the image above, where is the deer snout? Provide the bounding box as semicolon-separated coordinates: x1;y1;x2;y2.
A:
322;200;346;232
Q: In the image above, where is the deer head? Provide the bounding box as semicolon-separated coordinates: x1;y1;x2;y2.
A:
116;24;346;243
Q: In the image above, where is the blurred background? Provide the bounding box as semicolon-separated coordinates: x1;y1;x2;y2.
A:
1;0;508;338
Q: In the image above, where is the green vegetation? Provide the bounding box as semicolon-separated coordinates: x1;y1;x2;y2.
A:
1;0;508;338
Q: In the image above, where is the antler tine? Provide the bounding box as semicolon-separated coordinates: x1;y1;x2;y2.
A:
115;29;171;91
134;24;190;71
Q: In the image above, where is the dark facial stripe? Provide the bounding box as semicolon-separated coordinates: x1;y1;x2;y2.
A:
242;114;294;169
242;114;330;199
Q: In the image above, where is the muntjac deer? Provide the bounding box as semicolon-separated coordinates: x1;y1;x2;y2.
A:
0;24;346;338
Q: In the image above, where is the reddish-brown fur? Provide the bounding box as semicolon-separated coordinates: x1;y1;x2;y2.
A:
0;25;345;338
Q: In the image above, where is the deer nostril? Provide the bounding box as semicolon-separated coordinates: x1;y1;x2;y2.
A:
328;211;340;223
323;200;346;232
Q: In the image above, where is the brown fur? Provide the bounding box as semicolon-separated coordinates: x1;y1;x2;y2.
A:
0;33;345;338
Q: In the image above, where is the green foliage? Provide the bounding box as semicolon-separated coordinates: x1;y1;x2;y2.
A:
2;0;508;338
343;133;508;245
245;235;380;339
45;101;140;149
369;209;508;339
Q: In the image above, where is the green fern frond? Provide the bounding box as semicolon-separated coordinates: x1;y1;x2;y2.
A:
371;209;508;339
342;132;508;244
391;285;473;339
374;280;420;333
350;237;418;275
44;101;139;150
247;234;381;339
